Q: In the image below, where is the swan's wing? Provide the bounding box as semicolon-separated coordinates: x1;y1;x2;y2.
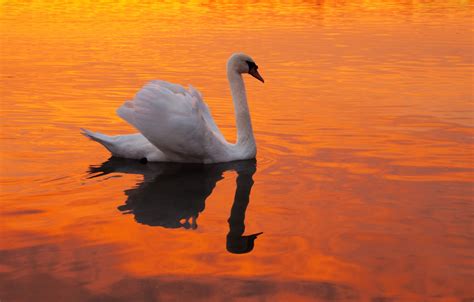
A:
187;84;225;139
117;80;225;161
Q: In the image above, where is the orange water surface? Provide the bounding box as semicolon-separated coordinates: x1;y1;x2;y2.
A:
0;1;473;301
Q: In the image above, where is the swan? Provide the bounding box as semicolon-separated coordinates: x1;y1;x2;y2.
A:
81;53;264;164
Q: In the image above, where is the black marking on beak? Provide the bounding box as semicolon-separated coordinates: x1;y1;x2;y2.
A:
246;61;264;83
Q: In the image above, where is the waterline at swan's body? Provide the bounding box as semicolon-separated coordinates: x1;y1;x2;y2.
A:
81;53;264;163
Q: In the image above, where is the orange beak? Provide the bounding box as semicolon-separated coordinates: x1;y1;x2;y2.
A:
249;68;264;83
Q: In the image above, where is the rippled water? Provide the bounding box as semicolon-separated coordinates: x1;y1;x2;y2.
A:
1;1;473;301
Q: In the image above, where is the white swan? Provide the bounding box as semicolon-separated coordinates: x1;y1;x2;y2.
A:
81;53;264;164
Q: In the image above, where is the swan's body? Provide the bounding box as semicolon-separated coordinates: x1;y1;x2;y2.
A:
82;53;264;163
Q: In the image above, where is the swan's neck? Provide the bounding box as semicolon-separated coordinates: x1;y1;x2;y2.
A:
227;69;255;149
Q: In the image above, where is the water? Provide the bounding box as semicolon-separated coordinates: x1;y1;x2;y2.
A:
1;1;473;301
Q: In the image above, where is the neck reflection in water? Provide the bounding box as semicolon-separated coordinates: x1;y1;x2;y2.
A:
88;158;262;254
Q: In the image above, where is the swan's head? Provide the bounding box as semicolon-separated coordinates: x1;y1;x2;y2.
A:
228;53;264;83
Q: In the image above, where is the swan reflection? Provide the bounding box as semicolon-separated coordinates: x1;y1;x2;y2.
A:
88;158;262;254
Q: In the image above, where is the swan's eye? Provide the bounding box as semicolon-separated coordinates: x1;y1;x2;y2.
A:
246;61;258;71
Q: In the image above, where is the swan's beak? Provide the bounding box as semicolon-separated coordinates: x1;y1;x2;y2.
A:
249;68;264;83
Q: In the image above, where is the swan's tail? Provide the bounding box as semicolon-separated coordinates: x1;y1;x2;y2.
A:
80;128;115;152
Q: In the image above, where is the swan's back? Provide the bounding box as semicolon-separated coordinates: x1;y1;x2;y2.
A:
117;80;228;163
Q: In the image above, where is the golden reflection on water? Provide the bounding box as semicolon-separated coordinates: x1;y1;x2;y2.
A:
1;0;473;301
